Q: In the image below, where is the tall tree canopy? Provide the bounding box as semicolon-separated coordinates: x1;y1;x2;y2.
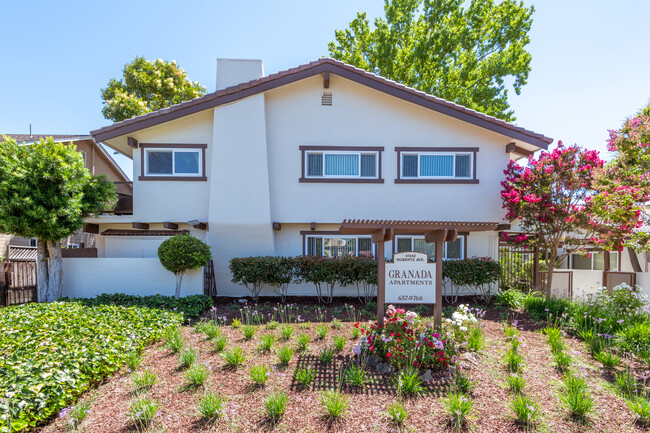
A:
328;0;535;121
101;57;206;122
0;137;116;301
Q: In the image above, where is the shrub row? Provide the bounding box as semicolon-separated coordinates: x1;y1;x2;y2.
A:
0;302;182;430
68;293;213;320
230;256;501;303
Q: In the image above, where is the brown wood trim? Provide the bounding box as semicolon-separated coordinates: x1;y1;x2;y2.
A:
83;223;99;234
92;62;552;148
392;233;468;259
132;222;149;230
139;176;207;181
323;71;330;89
395;147;479;183
191;222;208;230
140;143;207;149
299;230;341;236
496;224;512;231
127;137;138;148
310;222;316;231
163;222;178;230
140;145;207;181
395;179;479;184
505;142;534;157
395;146;479;153
299;145;384;183
300;178;384;184
272;222;281;230
299;145;384;152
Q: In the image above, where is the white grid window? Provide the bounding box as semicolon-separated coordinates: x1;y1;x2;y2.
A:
395;236;465;261
402;152;472;179
306;151;378;179
306;236;374;258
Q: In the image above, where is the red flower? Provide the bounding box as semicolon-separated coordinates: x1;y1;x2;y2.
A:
369;345;374;352
386;352;392;357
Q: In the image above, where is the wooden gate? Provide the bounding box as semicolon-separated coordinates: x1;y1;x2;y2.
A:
538;270;573;299
203;260;217;297
604;271;636;291
1;260;38;307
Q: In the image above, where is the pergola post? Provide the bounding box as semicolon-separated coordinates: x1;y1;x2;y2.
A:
375;240;385;327
434;238;443;327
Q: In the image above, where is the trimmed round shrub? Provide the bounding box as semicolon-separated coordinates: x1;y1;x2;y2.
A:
158;234;211;298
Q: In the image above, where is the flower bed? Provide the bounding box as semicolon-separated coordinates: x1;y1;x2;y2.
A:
0;302;182;431
356;304;481;370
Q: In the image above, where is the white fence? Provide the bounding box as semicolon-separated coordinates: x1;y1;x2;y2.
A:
545;269;650;300
62;258;203;299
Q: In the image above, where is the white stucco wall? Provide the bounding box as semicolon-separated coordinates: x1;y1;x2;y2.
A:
62;258;203;298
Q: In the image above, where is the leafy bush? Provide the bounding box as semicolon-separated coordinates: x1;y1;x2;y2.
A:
293;256;343;304
71;293;213;320
522;292;574;321
229;256;294;302
0;302;181;431
158;234;212;298
496;289;526;309
616;322;650;355
443;257;501;302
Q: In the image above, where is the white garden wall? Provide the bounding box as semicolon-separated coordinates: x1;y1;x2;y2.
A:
62;258;203;299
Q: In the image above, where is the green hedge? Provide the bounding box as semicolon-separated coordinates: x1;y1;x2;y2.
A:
0;302;182;430
68;293;213;320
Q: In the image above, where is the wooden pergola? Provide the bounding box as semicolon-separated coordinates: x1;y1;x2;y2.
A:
339;219;500;327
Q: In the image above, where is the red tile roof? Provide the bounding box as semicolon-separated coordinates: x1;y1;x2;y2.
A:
91;58;552;148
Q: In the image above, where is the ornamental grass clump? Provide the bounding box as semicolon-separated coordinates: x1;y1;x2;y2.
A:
594;350;621;369
242;324;258;341
67;401;91;430
249;364;271;386
386;400;408;427
126;351;143;371
296;332;310;352
443;392;473;432
394;367;425;397
294;365;317;388
220;347;246;368
320;389;350;420
276;345;295;366
615;371;637;397
509;393;542;430
132;369;157;390
333;335;346;352
506;373;526;394
319;347;334;364
197;390;226;421
212;335;227;353
505;347;523;373
164;326;184;354
129;396;161;428
559;373;594;421
179;348;198;369
264;390;289;424
258;333;276;353
315;323;329;340
343;363;369;389
628;397;650;426
203;321;222;340
185;363;210;387
279;324;294;341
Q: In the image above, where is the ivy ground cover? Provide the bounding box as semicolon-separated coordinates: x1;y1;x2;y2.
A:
0;302;182;431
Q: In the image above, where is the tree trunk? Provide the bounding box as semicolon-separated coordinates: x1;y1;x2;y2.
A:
175;272;185;299
627;247;642;272
37;240;63;302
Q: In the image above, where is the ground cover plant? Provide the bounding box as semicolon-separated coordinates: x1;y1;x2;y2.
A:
0;301;181;430
70;293;213;320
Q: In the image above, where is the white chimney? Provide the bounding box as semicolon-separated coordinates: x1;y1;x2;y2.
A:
216;58;264;90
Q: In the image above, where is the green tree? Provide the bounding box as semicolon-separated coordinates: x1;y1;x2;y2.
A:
0;137;116;301
158;234;211;299
328;0;535;121
101;57;206;122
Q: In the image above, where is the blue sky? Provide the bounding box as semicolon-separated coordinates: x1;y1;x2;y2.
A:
1;1;648;176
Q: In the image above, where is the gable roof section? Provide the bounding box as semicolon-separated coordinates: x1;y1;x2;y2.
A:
1;134;130;182
91;58;553;148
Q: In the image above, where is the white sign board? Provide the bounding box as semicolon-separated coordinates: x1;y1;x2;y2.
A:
385;252;436;303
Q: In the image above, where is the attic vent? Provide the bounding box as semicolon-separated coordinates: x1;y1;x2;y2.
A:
321;91;333;106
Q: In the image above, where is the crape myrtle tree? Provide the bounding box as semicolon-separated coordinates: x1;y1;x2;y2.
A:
500;142;646;298
101;57;206;122
0;137;116;302
328;0;535;122
597;103;650;270
158;234;211;299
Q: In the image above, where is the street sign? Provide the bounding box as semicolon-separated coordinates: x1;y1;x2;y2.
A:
385;252;436;303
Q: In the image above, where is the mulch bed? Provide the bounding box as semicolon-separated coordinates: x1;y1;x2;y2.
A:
38;302;648;432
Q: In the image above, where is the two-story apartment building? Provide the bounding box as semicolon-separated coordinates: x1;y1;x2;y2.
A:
63;58;553;298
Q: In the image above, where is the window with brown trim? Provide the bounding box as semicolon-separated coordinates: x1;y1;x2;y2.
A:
395;235;466;261
395;147;478;184
299;145;384;183
138;143;207;181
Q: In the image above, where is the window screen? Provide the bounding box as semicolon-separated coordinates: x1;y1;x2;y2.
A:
307;154;323;176
402;155;418;177
455;155;471;178
148;151;173;174
360;154;376;177
324;154;359;176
